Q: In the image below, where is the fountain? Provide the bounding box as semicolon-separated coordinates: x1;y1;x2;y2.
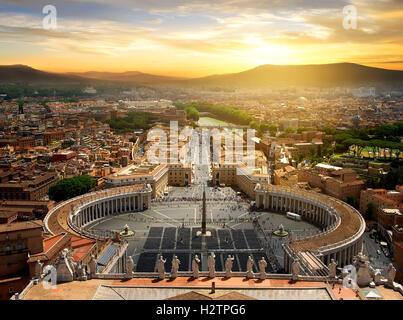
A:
273;224;289;237
120;224;134;237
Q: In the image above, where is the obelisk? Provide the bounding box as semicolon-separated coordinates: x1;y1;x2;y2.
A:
197;184;211;237
202;185;207;234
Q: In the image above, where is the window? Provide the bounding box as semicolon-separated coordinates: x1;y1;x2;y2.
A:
5;245;11;252
17;243;23;250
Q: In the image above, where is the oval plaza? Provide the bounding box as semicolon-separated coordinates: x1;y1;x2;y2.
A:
43;163;365;279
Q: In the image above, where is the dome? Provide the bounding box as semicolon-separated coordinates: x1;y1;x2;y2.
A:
297;96;308;103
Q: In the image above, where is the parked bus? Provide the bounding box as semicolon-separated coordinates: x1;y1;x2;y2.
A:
286;212;301;221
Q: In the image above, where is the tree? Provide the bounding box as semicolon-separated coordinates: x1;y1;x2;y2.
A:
249;120;259;130
49;175;95;202
285;127;295;134
384;166;403;190
184;106;200;121
297;127;308;133
175;102;253;125
105;111;157;132
258;123;278;136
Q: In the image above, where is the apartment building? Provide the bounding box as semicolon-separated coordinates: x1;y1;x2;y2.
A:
298;164;366;200
359;187;403;217
273;165;298;187
211;163;268;198
0;172;59;201
105;163;192;197
0;220;43;277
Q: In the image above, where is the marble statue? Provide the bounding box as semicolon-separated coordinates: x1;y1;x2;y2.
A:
171;256;180;278
258;257;267;280
34;260;43;279
328;259;338;278
353;252;374;287
225;255;234;278
207;252;216;278
386;263;396;286
225;255;235;278
75;261;83;280
80;264;87;281
66;249;76;271
192;255;201;278
55;249;74;282
126;256;134;277
246;256;254;279
88;255;97;276
157;255;166;280
374;269;382;285
292;259;300;280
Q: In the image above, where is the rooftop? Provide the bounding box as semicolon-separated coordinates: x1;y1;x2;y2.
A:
22;277;364;300
0;219;43;233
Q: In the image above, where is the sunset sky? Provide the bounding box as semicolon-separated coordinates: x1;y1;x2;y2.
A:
0;0;402;77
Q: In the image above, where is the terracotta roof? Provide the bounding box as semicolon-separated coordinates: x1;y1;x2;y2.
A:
27;233;70;263
71;236;96;262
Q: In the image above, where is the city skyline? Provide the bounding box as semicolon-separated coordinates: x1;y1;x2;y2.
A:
0;0;402;77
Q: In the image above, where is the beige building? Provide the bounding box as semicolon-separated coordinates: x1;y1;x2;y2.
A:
293;142;323;157
105;163;192;198
360;187;403;217
211;163;268;198
0;172;59;201
298;164;366;200
0;220;43;277
273;165;298;187
168;164;192;186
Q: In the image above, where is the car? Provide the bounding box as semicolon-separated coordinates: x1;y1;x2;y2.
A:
377;250;381;255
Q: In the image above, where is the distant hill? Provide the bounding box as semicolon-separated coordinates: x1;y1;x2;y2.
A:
1;63;403;88
0;65;182;86
184;63;403;88
0;65;90;84
68;71;186;85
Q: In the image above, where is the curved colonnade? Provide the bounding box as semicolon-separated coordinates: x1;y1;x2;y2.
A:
44;182;365;274
44;185;152;239
255;184;365;269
